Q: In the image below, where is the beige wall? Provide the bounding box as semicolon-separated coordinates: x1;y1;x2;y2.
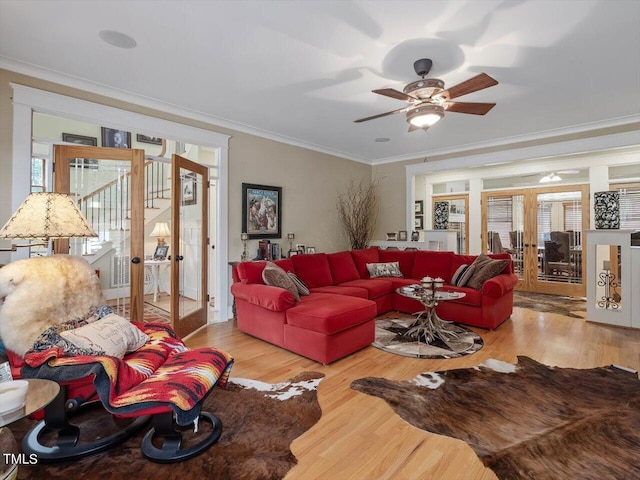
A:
0;69;371;262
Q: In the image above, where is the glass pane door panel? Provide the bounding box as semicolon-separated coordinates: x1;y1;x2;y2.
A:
536;190;583;285
54;145;145;322
171;154;208;338
485;194;524;279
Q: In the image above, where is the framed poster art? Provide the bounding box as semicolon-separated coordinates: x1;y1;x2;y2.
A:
242;183;282;239
182;172;197;206
101;127;131;148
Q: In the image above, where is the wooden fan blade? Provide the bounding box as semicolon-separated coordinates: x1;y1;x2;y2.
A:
444;101;496;115
373;88;417;102
354;106;408;123
439;73;498;100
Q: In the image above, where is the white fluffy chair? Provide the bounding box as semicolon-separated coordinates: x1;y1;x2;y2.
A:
0;255;104;356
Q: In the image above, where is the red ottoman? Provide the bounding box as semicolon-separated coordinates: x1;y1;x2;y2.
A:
284;295;376;364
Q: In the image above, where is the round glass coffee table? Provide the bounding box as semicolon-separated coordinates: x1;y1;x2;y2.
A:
396;286;472;353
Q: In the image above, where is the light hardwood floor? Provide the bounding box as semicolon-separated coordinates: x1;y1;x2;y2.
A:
186;307;640;480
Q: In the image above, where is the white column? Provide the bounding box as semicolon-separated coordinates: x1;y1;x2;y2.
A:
468;178;483;254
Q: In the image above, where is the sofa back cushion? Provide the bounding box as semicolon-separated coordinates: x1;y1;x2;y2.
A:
274;258;295;273
411;251;454;281
327;251;360;284
237;261;267;284
379;250;416;277
236;258;295;285
350;247;380;278
290;253;333;288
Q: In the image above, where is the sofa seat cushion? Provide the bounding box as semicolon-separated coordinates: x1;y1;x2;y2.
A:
310;285;368;299
388;278;418;290
441;286;482;307
338;278;394;299
286;295;376;335
291;253;333;288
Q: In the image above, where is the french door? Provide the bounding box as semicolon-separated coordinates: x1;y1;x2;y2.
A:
53;144;146;321
171;154;209;338
482;185;589;296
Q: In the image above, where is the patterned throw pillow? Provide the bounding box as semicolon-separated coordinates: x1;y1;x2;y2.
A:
466;254;509;290
59;314;149;358
287;272;310;296
262;262;300;301
451;264;476;287
365;261;403;278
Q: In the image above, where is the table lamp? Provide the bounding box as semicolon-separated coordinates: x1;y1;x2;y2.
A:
150;222;171;246
0;192;97;251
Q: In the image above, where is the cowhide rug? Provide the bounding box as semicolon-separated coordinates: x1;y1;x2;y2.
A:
513;291;586;318
11;372;324;480
351;356;640;480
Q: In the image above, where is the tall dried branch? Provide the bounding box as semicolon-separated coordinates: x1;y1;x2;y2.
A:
337;178;379;250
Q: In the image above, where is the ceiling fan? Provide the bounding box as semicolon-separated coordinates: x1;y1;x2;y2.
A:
354;58;498;132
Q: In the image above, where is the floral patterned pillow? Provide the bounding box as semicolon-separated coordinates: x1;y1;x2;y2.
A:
366;262;403;278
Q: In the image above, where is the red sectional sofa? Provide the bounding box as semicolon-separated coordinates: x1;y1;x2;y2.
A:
231;247;518;364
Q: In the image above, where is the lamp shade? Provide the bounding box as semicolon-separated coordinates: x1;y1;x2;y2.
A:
0;192;97;240
150;222;171;238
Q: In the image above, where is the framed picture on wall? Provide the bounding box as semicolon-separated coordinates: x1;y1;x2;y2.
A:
182;172;197;206
414;200;424;214
242;183;282;239
136;134;163;145
414;216;424;230
398;230;408;241
101;127;131;148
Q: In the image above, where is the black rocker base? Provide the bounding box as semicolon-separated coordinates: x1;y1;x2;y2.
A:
21;389;150;463
141;411;222;463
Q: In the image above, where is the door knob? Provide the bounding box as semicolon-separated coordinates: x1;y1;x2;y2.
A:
175;255;184;261
524;243;530;248
131;257;141;264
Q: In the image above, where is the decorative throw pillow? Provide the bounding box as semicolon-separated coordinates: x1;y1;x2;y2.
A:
451;264;476;287
262;262;300;301
366;261;403;278
60;314;149;358
466;254;509;290
287;272;310;296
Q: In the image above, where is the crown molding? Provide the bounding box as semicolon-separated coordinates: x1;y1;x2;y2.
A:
3;57;638;168
0;57;369;165
374;115;640;166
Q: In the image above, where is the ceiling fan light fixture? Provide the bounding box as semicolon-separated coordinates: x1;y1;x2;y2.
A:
407;104;444;127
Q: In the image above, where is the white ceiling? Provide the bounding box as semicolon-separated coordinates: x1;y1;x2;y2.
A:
1;0;639;165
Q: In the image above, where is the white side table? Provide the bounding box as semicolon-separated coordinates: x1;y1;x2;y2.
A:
145;260;171;302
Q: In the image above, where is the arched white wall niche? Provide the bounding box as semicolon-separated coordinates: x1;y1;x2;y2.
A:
10;83;231;323
405;131;640;254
